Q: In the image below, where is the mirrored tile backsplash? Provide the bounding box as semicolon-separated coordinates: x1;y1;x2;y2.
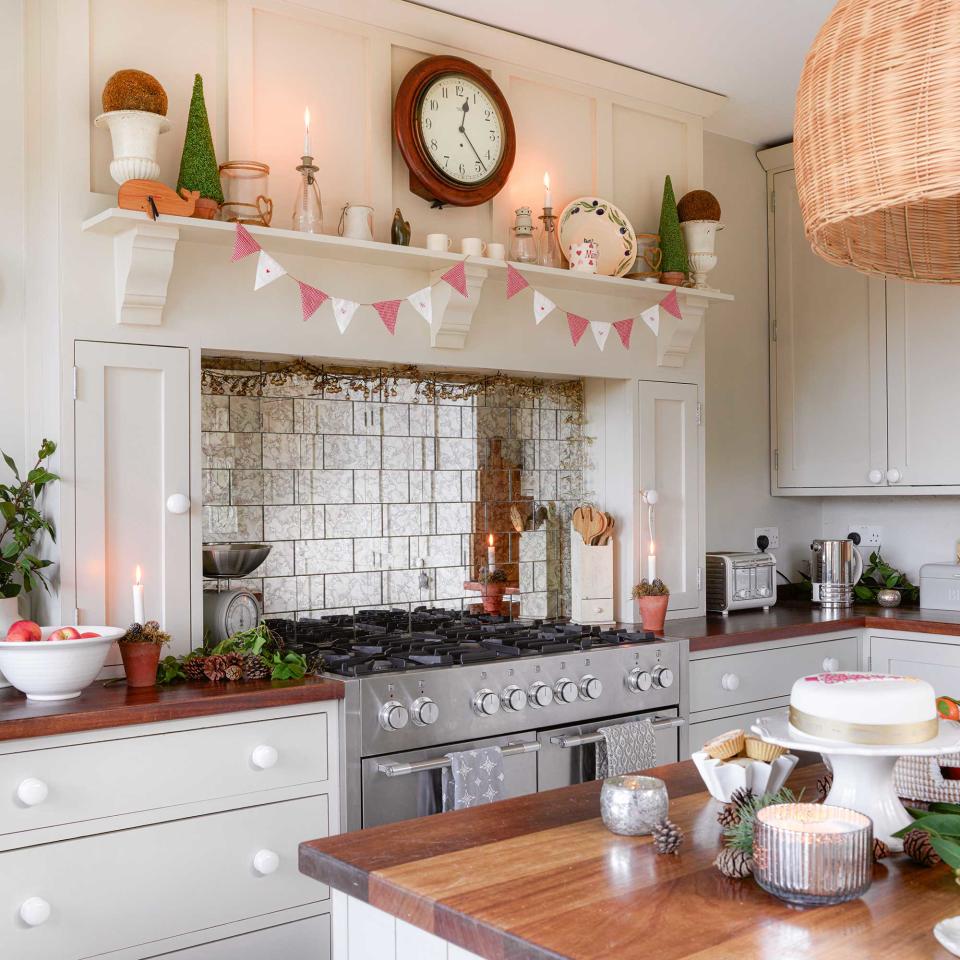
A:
201;358;589;620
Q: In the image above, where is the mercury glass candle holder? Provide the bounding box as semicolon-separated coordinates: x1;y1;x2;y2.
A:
752;803;873;906
600;775;668;836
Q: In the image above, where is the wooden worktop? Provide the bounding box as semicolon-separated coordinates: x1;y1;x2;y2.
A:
665;603;960;652
300;760;959;960
0;676;343;742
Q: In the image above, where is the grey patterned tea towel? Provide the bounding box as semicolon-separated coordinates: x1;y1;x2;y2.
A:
442;746;505;811
596;719;657;778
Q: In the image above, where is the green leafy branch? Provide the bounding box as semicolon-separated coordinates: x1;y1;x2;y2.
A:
854;549;919;604
723;787;801;855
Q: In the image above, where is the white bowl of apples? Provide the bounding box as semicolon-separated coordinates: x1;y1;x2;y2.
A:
0;621;126;701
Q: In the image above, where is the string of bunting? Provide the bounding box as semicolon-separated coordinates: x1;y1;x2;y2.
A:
231;222;683;349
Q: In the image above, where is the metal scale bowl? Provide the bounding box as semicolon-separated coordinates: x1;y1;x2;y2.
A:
202;544;272;644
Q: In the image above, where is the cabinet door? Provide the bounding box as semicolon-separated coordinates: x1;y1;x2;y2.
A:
886;280;960;486
638;381;700;613
74;342;190;660
869;635;960;695
771;169;887;488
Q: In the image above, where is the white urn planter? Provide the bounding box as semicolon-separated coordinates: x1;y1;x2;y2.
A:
94;110;171;185
680;219;723;289
0;595;22;689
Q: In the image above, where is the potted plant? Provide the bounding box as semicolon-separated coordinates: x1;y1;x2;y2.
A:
176;74;223;219
117;620;169;688
0;440;57;635
657;176;688;286
678;189;723;289
479;568;508;614
632;578;670;632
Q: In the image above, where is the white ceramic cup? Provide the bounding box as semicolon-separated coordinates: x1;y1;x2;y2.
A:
568;239;599;273
487;242;506;261
461;237;486;256
426;233;452;252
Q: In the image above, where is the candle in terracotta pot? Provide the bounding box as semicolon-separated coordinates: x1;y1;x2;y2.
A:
487;534;496;572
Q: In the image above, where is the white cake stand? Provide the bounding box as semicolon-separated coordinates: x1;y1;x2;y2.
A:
752;714;960;851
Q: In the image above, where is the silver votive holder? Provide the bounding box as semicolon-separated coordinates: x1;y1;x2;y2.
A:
753;803;873;906
600;775;669;836
876;588;901;607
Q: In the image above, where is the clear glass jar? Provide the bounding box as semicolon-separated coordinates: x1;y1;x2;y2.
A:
218;161;272;226
510;206;538;264
292;156;324;234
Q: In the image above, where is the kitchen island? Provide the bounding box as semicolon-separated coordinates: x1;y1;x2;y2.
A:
300;760;959;960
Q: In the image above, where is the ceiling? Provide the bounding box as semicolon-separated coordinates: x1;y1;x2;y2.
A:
409;0;836;146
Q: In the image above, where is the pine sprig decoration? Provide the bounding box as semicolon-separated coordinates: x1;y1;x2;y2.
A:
723;787;800;855
651;817;684;855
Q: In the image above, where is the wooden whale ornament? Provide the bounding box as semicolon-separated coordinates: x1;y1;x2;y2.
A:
118;179;199;219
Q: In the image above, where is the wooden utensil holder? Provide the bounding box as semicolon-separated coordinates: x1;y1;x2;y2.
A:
570;522;614;625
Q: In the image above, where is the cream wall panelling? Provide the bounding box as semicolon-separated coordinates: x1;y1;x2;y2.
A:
759;143;960;496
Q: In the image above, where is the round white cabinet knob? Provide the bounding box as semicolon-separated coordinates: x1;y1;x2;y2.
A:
886;468;902;484
250;745;278;770
720;672;740;692
19;897;51;927
822;657;840;672
868;469;884;485
252;849;280;876
17;778;48;807
165;493;191;515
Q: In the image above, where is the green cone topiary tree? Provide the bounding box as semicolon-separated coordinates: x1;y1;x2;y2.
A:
176;74;223;203
658;175;688;276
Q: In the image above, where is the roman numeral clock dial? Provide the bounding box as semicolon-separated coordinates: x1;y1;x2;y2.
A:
394;56;516;207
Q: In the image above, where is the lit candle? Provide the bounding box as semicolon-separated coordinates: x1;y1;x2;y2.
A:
303;107;311;157
647;543;656;582
543;171;552;209
132;565;145;624
487;534;496;572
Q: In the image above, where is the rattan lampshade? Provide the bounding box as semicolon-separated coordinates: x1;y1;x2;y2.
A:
794;0;960;282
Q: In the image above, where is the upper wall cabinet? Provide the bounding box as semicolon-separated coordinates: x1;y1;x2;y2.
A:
760;143;960;495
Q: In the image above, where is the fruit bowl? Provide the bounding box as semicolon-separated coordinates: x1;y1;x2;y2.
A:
0;627;125;701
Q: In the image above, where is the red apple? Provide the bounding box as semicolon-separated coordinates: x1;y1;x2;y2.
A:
48;626;81;641
78;632;101;639
5;620;42;642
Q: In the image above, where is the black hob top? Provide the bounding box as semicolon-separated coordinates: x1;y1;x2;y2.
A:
265;607;657;677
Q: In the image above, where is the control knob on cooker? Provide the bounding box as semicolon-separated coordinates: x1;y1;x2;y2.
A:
473;688;501;717
554;678;579;704
501;685;527;712
652;666;674;689
627;668;653;693
379;700;410;731
579;675;602;700
411;697;439;726
528;681;554;708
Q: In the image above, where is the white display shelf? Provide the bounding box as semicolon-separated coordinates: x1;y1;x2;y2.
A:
81;207;733;361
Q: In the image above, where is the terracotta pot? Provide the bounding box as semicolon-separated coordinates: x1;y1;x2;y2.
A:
660;271;686;286
482;583;506;615
119;642;162;688
638;594;669;633
193;197;219;220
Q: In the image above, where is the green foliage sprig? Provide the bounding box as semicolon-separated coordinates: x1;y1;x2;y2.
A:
895;803;960;878
723;787;800;855
854;549;919;604
632;578;670;598
0;440;57;599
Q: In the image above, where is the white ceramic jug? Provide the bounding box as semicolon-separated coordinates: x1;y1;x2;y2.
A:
340;203;374;241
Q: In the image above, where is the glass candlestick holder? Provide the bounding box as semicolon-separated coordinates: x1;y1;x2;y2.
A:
509;206;538;264
538;207;563;268
292;155;324;234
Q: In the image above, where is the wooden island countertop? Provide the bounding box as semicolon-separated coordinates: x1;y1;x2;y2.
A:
300;761;959;960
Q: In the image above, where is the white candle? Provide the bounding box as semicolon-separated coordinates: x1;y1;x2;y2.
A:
303;107;311;157
487;534;496;572
647;545;656;582
543;171;552;209
132;565;145;624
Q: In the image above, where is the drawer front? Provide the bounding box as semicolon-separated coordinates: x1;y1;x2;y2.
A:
1;712;327;838
689;705;788;754
870;635;960;696
143;914;330;959
1;795;329;960
577;598;613;622
689;636;859;713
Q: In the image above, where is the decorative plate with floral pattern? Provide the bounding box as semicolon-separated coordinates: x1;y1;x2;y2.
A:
558;197;637;277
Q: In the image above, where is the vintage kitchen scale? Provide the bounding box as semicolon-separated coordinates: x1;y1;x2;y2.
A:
202;544;272;644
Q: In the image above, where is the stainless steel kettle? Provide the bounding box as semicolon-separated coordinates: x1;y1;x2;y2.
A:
811;538;864;608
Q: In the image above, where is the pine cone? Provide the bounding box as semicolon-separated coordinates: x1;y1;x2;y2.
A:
717;804;740;828
242;653;271;681
203;654;227;682
223;651;244;682
144;620;161;632
873;838;890;861
904;828;941;867
125;622;143;639
816;772;834;803
729;787;755;811
715;847;754;878
651;817;684;855
183;656;208;682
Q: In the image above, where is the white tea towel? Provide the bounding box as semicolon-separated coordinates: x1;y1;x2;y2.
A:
442;746;505;811
596;719;657;778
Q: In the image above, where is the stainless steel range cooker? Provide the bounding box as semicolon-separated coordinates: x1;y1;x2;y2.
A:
270;609;687;831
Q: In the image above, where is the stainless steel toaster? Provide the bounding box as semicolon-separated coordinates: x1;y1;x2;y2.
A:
706;551;777;615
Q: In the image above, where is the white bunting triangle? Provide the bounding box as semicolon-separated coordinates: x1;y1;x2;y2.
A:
533;291;556;325
590;321;611;351
331;298;360;334
641;304;660;336
254;251;286;290
407;286;433;326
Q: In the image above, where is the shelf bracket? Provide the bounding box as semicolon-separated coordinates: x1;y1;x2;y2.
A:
657;294;707;368
428;263;487;349
112;222;180;326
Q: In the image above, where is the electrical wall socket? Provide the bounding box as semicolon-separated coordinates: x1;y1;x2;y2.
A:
754;526;780;549
847;524;882;548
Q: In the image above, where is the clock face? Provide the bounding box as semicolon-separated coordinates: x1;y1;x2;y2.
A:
225;590;260;636
417;74;505;186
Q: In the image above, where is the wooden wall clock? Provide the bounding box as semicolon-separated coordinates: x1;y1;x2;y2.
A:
394;55;516;208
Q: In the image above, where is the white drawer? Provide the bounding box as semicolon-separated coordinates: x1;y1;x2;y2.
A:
1;794;329;960
1;712;327;838
143;914;330;959
577;598;613;622
689;636;859;713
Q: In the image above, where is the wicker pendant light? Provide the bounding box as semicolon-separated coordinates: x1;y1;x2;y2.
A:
794;0;960;282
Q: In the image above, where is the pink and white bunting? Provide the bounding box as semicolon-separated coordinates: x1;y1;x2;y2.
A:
567;312;589;346
660;288;682;319
590;321;611;351
254;250;286;290
640;303;660;336
297;280;328;321
407;287;433;326
331;298;360;334
231;222;261;262
440;261;468;298
505;264;529;299
373;299;401;335
613;317;634;348
534;291;556;325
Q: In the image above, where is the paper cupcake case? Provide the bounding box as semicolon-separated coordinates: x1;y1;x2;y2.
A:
692;751;799;803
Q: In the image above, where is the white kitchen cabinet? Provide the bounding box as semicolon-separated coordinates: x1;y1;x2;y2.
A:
74;341;191;658
145;915;330;959
869;634;960;694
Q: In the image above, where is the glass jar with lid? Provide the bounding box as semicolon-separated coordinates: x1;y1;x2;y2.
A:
218;161;273;226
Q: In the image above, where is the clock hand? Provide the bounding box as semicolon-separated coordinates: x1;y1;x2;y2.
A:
458;99;487;172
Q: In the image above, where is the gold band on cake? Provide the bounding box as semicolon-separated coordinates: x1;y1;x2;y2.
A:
789;706;938;745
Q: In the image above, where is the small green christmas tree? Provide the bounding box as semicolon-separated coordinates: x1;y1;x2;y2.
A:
176;74;223;203
658;175;688;275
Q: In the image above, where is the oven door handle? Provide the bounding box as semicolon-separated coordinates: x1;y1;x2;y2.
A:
377;741;540;778
550;716;685;749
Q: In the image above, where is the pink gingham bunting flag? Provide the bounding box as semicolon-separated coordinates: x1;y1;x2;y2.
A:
440;261;468;298
567;312;589;346
297;280;328;321
373;299;401;335
231;222;260;261
505;264;529;299
613;317;634;348
660;288;682;319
